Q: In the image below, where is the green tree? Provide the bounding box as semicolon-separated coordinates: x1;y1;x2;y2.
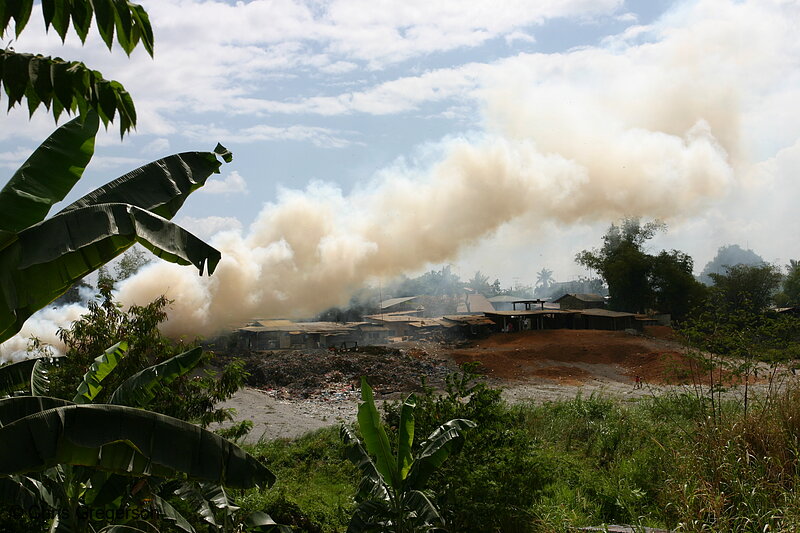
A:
1;0;153;136
781;259;800;306
650;250;708;320
50;287;245;426
709;263;783;313
576;218;666;313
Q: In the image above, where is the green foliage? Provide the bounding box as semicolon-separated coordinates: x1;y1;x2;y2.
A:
708;263;783;313
1;0;154;135
782;259;800;306
577;218;705;317
0;50;137;136
241;426;358;532
50;288;246;426
576;218;665;313
650;249;708;320
342;377;474;532
383;365;542;531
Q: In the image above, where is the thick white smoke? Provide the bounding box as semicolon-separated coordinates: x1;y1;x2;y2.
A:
113;111;732;338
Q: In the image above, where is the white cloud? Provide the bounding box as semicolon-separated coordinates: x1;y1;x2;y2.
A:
0;148;32;170
199;170;249;194
504;31;536;46
176;215;244;240
183;123;357;148
141;137;171;154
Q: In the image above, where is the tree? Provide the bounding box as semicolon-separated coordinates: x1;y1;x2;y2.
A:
650;250;708;321
699;244;766;285
576;218;666;313
1;0;152;136
535;268;553;291
467;270;491;296
0;113;230;344
781;259;800;307
708;263;783;313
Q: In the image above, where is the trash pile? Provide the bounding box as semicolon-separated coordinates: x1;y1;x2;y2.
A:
241;343;457;401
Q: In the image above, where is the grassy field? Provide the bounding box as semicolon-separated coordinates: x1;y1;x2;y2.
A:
237;370;800;532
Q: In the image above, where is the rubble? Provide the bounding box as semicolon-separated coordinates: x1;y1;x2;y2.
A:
238;343;458;401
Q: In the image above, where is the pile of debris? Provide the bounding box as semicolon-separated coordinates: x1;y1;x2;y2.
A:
240;344;458;401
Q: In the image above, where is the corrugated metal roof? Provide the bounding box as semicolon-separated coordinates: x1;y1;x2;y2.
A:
485;310;575;317
380;296;418;309
466;294;495;313
553;293;605;302
487;295;522;303
240;321;357;334
579;309;635;318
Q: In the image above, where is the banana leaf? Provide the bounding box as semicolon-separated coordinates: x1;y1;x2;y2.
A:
0;204;221;343
0;357;38;396
340;425;390;502
73;341;128;404
59;144;232;221
0;395;73;427
108;347;203;407
0;113;97;237
31;357;51;396
0;404;275;489
148;494;195;533
397;394;416;481
356;377;399;489
405;419;476;490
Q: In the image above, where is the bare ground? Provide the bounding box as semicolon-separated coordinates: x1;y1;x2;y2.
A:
215;326;781;442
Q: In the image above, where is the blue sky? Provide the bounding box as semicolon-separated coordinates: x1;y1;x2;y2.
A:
2;0;800;341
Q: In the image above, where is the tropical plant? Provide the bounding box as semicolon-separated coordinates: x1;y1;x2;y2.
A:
1;0;153;136
341;377;475;532
535;267;553;290
0;337;282;532
0;112;230;345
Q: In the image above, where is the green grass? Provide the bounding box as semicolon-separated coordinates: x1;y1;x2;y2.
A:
238;426;358;532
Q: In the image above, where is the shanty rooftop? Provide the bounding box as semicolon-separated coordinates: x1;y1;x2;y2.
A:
553;293;605;302
379;296;419;310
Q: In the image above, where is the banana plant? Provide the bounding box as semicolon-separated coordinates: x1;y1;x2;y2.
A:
0;111;230;344
341;378;476;533
0;341;281;532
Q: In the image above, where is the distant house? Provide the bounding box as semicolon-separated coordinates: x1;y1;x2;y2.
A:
575;309;637;331
238;320;363;350
487;295;519;311
553;293;605;310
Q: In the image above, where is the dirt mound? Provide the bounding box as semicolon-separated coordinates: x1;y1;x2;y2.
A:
448;329;693;385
